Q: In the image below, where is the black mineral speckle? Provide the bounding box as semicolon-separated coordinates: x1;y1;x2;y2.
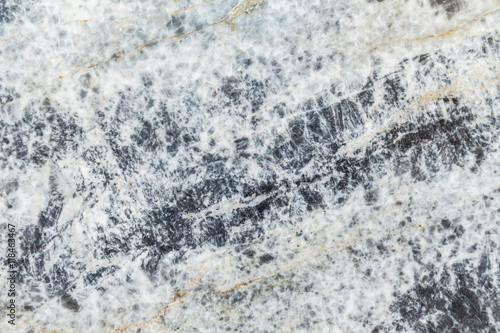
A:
259;253;274;264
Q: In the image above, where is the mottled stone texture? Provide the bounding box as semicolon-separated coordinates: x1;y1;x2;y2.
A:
1;0;500;332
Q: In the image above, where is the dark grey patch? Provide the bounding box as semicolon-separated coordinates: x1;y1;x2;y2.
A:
200;217;228;247
272;140;316;170
273;103;286;118
306;110;327;143
219;76;267;111
145;206;194;253
248;79;268;112
95;226;132;260
31;142;50;166
23;305;35;312
237;56;253;69
415;53;431;65
226;199;270;243
61;293;80;312
174;178;232;213
19;225;47;255
166;14;185;35
38;194;63;228
332;99;363;133
82;145;106;163
13;135;28;159
0;0;19;24
357;78;375;108
364;187;379;205
242;176;276;198
46;114;83;158
45;263;75;297
430;0;463;18
313;57;323;71
379;103;490;177
259;253;274;264
235;137;249;151
316;98;336;138
220;77;243;105
160;109;182;154
142;74;153;88
271;59;282;77
334;156;370;193
388;259;498;332
132;120;161;152
289;118;305;145
299;187;323;211
383;73;406;106
0;94;14;105
110;144;139;171
441;219;451;229
84;266;119;286
243;249;256;259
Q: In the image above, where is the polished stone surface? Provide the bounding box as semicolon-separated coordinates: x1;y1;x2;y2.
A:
1;0;500;332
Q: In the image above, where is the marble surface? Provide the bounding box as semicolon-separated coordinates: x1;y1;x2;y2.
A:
1;0;500;332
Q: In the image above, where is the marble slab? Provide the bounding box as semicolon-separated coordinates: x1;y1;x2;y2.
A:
1;0;500;332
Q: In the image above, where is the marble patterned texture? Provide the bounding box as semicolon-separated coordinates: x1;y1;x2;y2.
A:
1;0;500;332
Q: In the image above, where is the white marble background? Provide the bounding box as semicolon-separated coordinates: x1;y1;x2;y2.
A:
1;0;500;332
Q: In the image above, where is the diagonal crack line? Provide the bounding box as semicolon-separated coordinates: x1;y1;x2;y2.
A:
372;6;500;48
56;0;266;79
